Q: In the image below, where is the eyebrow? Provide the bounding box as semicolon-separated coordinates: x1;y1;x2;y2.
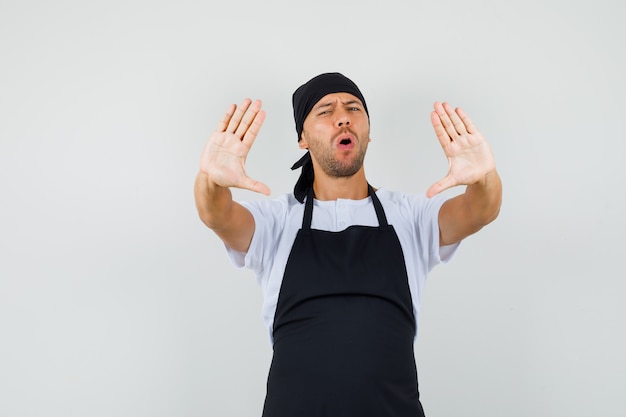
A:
341;99;362;107
313;99;362;111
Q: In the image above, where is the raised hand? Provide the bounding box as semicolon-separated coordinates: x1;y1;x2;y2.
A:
426;102;496;198
200;98;270;195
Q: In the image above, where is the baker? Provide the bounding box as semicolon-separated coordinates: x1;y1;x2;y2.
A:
194;72;502;416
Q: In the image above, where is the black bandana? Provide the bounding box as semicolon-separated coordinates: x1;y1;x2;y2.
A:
290;72;369;203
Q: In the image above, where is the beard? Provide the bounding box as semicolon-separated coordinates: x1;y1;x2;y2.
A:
309;140;368;178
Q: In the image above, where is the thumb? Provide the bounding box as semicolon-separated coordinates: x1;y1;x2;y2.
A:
426;175;456;198
238;176;271;196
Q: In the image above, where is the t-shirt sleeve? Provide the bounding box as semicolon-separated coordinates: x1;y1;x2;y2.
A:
425;194;460;268
402;192;460;271
224;197;288;275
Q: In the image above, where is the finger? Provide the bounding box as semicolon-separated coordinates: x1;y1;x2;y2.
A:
426;174;456;198
456;107;478;134
442;102;468;136
433;102;460;139
235;99;263;139
225;98;252;133
430;111;453;149
238;175;271;196
216;103;237;132
242;109;266;147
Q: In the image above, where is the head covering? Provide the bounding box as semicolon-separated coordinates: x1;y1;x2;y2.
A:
290;72;369;202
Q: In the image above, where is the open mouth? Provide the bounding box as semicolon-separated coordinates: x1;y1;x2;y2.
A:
336;135;355;149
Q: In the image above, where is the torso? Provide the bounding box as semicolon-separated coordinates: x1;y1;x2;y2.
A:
261;186;425;417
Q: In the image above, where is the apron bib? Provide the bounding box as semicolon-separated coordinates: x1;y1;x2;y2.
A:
262;185;425;417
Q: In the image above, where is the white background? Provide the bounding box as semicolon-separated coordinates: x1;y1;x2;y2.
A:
1;0;624;416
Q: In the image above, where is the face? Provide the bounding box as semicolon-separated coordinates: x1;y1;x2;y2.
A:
299;92;371;178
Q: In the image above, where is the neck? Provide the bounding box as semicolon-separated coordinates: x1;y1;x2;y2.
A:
312;168;369;201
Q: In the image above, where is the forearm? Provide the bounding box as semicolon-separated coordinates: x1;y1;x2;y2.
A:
194;171;256;252
194;171;235;230
462;169;502;227
438;169;502;246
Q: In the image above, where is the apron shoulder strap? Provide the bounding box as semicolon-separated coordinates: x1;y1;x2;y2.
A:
302;187;315;229
368;184;389;227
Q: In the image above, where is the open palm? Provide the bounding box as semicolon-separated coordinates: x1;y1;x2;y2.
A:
200;98;270;196
427;102;496;198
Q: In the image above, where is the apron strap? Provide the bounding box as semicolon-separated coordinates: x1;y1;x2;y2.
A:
303;186;315;230
302;184;389;229
368;184;389;227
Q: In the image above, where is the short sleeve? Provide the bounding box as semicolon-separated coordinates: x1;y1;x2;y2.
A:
423;194;460;269
224;197;290;277
382;190;459;271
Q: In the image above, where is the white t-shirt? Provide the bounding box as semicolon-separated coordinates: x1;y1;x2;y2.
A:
227;188;460;344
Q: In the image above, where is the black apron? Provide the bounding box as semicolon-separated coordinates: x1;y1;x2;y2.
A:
262;185;426;417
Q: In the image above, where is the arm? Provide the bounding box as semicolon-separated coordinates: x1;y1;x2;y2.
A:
427;102;502;246
194;98;270;252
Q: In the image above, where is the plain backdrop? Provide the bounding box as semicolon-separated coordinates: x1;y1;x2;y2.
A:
1;0;624;416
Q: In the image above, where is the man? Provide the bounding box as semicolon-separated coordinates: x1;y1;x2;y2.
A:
194;73;502;416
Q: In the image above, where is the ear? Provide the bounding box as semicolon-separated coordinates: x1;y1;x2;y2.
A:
298;134;309;149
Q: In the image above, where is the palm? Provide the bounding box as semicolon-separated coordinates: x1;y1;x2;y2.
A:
427;102;495;198
199;99;270;195
202;131;252;187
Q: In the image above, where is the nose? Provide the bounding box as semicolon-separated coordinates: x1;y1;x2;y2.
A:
336;111;351;127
